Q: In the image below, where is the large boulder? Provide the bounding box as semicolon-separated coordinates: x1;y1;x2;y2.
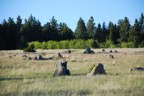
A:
54;61;70;76
83;48;94;54
87;63;106;76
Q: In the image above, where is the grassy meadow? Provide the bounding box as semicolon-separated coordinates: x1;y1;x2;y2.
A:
0;48;144;96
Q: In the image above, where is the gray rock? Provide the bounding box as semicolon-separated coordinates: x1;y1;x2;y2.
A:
54;61;70;76
58;52;63;58
35;55;44;60
83;48;94;54
87;63;106;76
130;67;144;71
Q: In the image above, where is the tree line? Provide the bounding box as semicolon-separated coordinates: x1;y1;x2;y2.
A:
0;13;144;50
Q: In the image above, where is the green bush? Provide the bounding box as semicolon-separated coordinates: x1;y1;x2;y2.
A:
99;40;116;48
34;41;41;49
25;39;123;49
41;42;47;49
91;40;99;48
24;44;36;52
121;42;135;48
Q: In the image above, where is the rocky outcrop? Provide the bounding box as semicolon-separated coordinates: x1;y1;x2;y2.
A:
87;63;106;76
54;61;70;76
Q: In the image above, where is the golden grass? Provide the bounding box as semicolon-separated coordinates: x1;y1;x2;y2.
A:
0;48;144;96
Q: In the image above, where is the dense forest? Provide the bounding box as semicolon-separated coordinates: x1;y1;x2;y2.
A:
0;13;144;50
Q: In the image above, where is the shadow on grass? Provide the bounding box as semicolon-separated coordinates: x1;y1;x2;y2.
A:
23;89;91;96
71;73;86;76
0;77;24;81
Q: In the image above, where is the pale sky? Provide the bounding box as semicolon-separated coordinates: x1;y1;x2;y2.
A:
0;0;144;31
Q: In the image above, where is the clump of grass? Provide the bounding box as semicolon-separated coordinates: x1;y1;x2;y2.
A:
89;64;95;73
24;44;36;52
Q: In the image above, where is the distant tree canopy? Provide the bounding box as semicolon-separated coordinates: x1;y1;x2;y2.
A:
0;13;144;49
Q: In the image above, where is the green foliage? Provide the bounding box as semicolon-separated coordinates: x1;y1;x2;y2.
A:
86;16;95;39
28;40;93;49
20;15;42;42
33;41;42;49
121;42;135;48
75;17;87;39
91;40;99;48
1;13;144;50
118;17;131;42
24;43;36;52
139;40;144;48
100;40;116;48
41;42;47;49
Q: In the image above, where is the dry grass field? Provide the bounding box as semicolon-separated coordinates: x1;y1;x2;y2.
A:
0;48;144;96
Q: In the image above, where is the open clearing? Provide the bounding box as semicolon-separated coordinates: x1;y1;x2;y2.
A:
0;48;144;96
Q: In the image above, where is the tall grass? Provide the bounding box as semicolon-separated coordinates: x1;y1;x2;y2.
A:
0;48;144;96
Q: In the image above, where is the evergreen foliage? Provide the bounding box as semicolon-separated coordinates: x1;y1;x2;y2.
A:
75;17;87;39
0;13;144;50
86;16;95;39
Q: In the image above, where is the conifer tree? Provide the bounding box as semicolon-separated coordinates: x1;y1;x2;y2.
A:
86;16;95;39
75;17;87;39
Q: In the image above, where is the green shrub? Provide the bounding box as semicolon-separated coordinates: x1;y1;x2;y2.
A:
99;40;116;48
34;41;41;49
91;40;99;48
41;42;47;49
24;44;36;52
47;41;59;49
26;39;119;49
139;40;144;48
121;42;135;48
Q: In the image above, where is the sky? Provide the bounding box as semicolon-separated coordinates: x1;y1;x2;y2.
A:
0;0;144;31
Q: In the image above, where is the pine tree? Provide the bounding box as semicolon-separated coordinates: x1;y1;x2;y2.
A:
0;24;5;49
75;17;87;39
95;23;103;42
20;15;42;42
108;22;119;44
50;16;59;40
102;22;108;42
3;17;18;49
58;23;74;40
108;22;115;42
139;13;144;43
42;22;51;41
86;16;95;39
118;17;130;42
16;15;22;31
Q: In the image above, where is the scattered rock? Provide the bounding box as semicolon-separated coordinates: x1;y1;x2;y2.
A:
114;50;118;53
130;67;144;71
47;56;54;60
54;61;70;76
28;57;32;60
83;48;94;54
102;49;105;52
87;63;106;76
109;54;114;59
21;54;27;57
109;50;112;53
35;55;44;60
58;52;63;58
68;50;71;54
